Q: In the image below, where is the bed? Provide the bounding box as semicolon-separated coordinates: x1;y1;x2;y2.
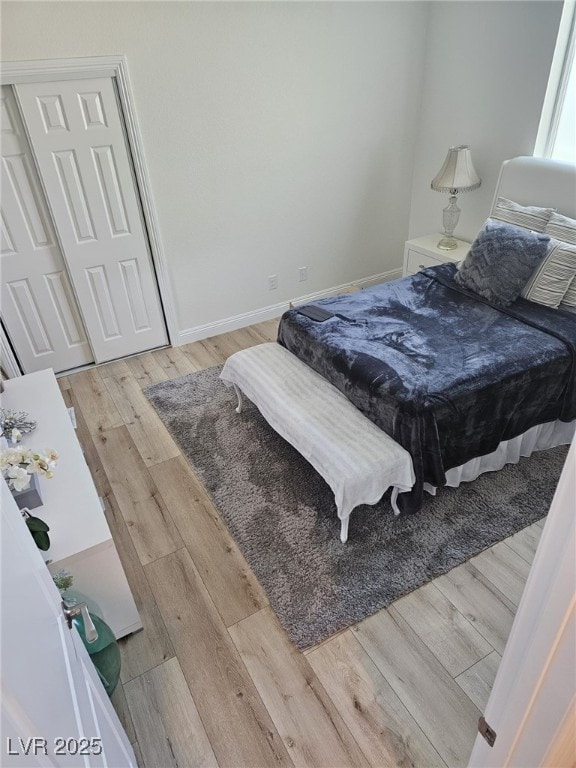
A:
222;156;576;538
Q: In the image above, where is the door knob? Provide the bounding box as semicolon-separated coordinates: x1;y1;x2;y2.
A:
62;601;98;644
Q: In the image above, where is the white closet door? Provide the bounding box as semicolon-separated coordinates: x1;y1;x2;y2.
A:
14;78;168;363
1;85;93;373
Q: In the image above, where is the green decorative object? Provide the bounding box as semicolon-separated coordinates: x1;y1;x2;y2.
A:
73;610;121;696
52;569;74;592
23;509;50;550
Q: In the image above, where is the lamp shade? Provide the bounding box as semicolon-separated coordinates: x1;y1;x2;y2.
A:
431;145;481;194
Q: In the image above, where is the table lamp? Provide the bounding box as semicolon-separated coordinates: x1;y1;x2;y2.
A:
431;145;481;250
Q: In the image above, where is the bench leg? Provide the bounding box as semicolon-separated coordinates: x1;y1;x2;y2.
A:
233;384;243;414
340;516;349;544
391;486;401;516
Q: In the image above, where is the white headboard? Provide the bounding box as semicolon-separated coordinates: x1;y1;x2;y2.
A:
491;156;576;218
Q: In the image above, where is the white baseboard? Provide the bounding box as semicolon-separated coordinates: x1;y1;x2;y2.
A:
175;268;402;345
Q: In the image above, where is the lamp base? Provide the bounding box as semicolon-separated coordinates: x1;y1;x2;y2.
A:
437;194;460;250
437;236;459;250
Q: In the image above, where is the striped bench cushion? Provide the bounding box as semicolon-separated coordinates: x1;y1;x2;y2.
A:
220;343;414;541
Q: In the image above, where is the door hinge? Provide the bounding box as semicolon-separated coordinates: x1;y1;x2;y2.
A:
478;716;497;747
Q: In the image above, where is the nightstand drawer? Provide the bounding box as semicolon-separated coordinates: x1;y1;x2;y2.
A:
405;249;444;275
403;235;470;277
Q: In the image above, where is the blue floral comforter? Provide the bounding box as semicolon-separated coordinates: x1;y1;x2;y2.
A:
278;264;576;513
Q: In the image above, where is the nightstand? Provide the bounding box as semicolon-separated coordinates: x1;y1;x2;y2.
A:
403;235;471;277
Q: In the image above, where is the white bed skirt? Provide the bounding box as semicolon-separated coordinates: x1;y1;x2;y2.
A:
424;420;575;496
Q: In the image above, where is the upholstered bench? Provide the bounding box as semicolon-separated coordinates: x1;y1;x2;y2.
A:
220;342;415;542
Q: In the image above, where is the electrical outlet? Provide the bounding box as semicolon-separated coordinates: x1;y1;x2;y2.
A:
298;266;308;283
268;274;278;290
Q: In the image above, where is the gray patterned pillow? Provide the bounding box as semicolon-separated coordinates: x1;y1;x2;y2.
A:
455;219;550;306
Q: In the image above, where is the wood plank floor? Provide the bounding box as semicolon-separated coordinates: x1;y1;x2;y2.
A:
62;320;543;768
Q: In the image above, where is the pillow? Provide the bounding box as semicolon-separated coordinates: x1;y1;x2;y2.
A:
492;197;555;233
454;218;550;306
521;238;576;308
544;214;576;309
544;212;576;245
561;276;576;309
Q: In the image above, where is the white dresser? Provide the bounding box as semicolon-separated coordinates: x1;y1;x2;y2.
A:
2;369;142;639
403;234;471;276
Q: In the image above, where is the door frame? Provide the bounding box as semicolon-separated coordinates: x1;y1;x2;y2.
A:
1;55;178;352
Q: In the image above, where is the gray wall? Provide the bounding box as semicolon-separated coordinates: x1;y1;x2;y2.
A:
408;1;563;244
1;1;562;339
1;1;429;337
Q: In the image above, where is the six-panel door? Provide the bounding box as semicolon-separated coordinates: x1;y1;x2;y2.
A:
14;77;168;364
1;85;94;373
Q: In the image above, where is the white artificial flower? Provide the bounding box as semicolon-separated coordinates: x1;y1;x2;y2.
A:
0;447;27;470
14;446;30;462
30;449;58;477
10;428;22;444
7;465;31;492
42;448;58;468
1;446;57;484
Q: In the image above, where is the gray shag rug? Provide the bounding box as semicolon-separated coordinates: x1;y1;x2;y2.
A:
145;366;567;649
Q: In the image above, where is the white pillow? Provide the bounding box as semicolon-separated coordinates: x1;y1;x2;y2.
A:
544;212;576;245
544;213;576;309
561;277;576;309
492;197;555;233
522;238;576;308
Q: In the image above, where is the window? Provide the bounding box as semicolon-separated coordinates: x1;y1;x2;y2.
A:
535;1;576;163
